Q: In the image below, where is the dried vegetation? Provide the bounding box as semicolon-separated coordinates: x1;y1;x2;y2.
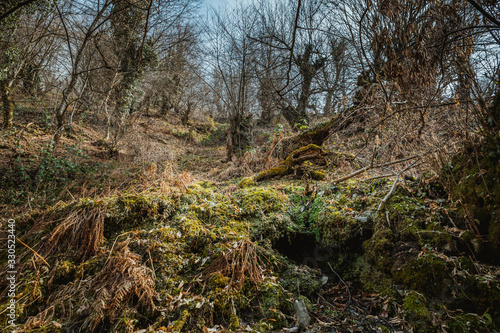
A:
1;107;499;332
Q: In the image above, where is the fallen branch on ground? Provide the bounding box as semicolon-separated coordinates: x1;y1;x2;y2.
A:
377;159;424;211
333;155;419;184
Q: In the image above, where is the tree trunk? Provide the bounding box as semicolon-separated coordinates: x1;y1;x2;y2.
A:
160;98;169;116
2;81;14;129
257;78;276;125
296;75;312;122
278;111;354;159
53;94;69;144
181;101;192;125
282;105;301;128
323;90;334;116
287;44;326;128
52;0;112;145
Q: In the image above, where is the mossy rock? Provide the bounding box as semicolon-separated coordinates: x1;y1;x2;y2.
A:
103;193;177;238
183;183;240;224
347;256;396;296
50;259;76;287
441;141;500;263
249;212;298;243
417;222;456;254
315;206;372;251
448;313;492;333
363;228;395;271
280;265;323;298
403;291;433;331
392;253;451;295
258;279;293;328
450;273;500;323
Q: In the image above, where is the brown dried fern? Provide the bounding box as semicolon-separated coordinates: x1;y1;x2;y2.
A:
20;241;157;332
201;238;268;289
39;205;106;262
85;241;157;331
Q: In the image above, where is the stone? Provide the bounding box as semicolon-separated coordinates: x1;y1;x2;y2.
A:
294;299;311;328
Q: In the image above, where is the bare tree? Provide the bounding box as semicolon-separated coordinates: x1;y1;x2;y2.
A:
52;0;113;144
205;5;259;160
1;3;58;128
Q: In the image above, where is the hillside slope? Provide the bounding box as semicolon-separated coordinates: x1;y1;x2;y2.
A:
1;111;499;332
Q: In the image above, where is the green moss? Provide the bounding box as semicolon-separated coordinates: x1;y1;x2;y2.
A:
384;193;428;235
183;184;239;224
250;212;297;243
255;144;327;181
449;313;490;333
451;273;500;322
238;176;256;188
255;164;288;182
209;272;231;288
392;253;450;294
172;310;190;332
280;265;322;298
235;187;287;216
442;142;500;263
348;256;396;296
309;170;326;180
102;192;177;238
378;325;391;333
417;223;455;253
51;260;76;286
403;291;432;330
363;228;394;270
75;256;105;279
229;315;240;330
315;206;371;251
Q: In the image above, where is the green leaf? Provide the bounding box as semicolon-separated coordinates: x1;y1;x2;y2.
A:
483;313;492;325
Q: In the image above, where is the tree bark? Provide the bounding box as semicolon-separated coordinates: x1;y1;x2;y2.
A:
2;80;14;129
323;90;334;116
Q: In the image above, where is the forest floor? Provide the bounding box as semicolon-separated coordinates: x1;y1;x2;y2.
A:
0;107;499;332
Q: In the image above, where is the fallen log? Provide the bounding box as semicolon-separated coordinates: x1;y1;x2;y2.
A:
255;144;327;181
278;111;353;158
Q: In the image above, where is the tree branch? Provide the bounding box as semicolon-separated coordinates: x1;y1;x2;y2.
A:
466;0;500;28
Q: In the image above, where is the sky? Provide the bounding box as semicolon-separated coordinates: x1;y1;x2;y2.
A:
204;0;230;10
